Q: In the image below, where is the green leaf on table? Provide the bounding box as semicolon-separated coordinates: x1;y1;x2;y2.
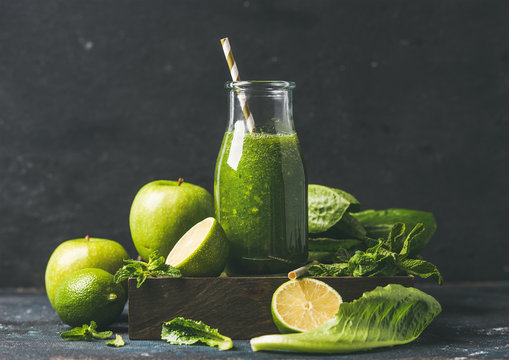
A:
89;321;113;340
251;284;442;354
106;334;125;347
60;321;112;341
161;317;233;350
60;324;93;341
114;251;181;288
397;258;444;285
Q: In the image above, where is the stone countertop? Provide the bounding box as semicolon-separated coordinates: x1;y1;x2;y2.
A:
0;282;508;359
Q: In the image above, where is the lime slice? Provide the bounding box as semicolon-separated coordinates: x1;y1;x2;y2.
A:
271;278;342;333
166;217;229;277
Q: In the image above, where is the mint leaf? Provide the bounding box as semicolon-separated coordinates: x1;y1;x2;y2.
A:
60;324;92;341
399;223;426;259
309;263;349;277
148;256;165;270
114;251;181;288
148;250;162;264
136;272;149;288
384;222;405;251
106;334;125;347
335;247;351;263
150;266;182;278
397;258;444;285
60;321;112;341
352;209;436;255
113;267;132;284
161;317;232;350
307;223;443;284
348;251;378;276
91;328;113;340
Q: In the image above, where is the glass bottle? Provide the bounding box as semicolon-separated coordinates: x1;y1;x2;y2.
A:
214;81;308;275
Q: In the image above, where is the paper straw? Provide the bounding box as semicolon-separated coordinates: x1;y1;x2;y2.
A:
220;37;256;133
288;261;319;280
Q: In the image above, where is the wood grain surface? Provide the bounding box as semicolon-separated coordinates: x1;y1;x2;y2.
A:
128;276;414;340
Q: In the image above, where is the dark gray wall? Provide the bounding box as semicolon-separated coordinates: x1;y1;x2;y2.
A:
1;0;508;287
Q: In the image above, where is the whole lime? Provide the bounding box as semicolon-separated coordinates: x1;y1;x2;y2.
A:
45;236;129;308
53;268;126;328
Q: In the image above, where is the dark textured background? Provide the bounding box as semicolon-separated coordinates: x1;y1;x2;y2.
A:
1;0;507;287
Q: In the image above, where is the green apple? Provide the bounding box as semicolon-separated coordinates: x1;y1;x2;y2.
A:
130;178;214;260
45;236;129;308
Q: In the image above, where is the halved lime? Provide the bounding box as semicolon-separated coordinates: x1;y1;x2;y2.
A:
271;278;342;333
166;217;229;277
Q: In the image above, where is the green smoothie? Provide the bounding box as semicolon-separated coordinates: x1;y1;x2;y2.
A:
214;130;308;275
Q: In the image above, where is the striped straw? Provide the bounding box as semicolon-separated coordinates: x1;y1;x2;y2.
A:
220;37;256;133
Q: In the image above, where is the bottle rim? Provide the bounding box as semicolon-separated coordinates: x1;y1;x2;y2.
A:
225;80;296;91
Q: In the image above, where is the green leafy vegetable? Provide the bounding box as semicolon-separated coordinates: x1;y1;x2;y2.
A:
251;284;441;353
352;209;436;257
309;262;349;276
60;321;113;341
329;188;361;212
308;184;362;234
307;185;441;282
397;258;443;284
161;317;233;350
114;251;181;288
332;213;367;239
106;334;125;347
308;238;362;252
308;223;443;284
308;185;352;233
308;238;363;264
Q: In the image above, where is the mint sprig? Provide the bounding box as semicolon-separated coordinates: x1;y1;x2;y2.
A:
309;223;443;285
106;334;125;347
60;321;113;341
114;250;181;288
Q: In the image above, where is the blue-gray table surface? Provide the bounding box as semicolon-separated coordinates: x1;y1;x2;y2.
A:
0;282;508;360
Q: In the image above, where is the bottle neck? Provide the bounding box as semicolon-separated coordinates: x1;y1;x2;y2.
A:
226;81;295;134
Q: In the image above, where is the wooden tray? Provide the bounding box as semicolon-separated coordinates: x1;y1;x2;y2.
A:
128;275;414;340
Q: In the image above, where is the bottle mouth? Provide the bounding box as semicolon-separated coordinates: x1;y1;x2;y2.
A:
225;80;296;91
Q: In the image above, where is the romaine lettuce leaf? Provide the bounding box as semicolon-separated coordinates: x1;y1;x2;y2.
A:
251;284;441;354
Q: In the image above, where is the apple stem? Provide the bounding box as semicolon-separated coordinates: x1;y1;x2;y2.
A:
177;178;184;186
85;235;90;241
